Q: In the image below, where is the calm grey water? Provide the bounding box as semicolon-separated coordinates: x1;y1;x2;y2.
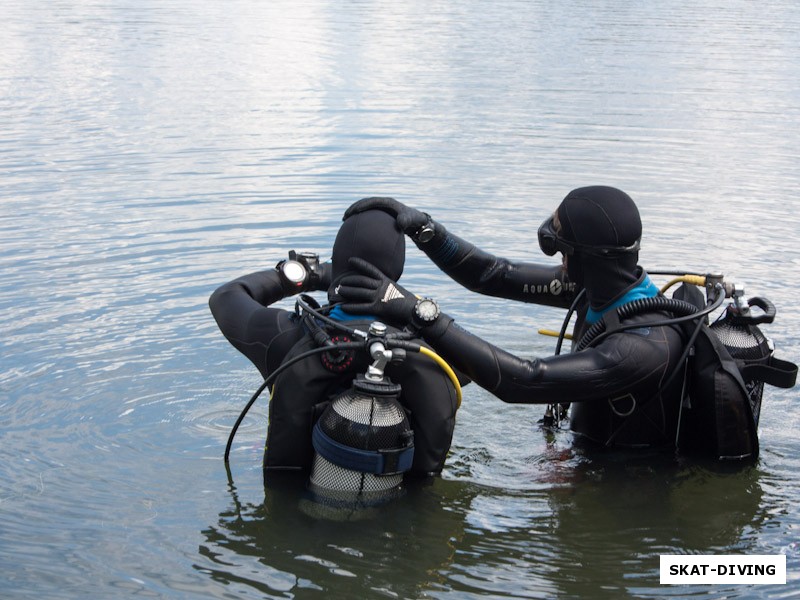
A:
2;1;799;598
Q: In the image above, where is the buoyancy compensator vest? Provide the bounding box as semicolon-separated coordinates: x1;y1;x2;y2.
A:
263;305;459;478
576;281;797;461
679;294;797;460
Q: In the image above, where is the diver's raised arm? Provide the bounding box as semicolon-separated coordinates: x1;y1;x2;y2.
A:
209;252;329;328
411;224;574;308
208;252;329;374
343;197;574;308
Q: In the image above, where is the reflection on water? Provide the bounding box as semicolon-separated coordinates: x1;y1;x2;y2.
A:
200;475;471;598
2;0;800;598
196;454;770;598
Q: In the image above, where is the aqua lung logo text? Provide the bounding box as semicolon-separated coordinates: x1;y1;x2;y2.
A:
522;279;573;296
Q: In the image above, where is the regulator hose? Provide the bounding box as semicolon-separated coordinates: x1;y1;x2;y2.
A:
226;299;464;465
659;274;707;295
224;341;364;465
576;288;726;352
388;341;463;409
555;289;586;356
296;295;367;339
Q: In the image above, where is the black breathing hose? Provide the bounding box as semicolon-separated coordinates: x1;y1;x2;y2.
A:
295;296;366;339
225;295;413;465
576;288;726;351
223;341;364;464
555;289;586;356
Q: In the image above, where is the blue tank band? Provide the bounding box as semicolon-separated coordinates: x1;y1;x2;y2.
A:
585;274;660;325
312;422;414;475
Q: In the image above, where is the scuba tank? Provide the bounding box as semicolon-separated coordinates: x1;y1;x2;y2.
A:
309;322;415;507
709;292;776;427
310;374;414;506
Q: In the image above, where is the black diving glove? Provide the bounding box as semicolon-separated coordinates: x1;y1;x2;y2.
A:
343;197;434;242
337;257;420;327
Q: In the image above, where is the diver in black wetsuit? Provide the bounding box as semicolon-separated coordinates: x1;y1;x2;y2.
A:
209;210;460;476
337;187;689;448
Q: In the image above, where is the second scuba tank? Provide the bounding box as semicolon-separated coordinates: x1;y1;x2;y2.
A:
709;295;776;427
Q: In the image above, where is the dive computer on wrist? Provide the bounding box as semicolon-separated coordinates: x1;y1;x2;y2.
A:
278;259;307;288
413;297;440;327
412;214;435;244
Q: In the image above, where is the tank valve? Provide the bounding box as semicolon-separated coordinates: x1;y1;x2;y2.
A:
366;322;397;381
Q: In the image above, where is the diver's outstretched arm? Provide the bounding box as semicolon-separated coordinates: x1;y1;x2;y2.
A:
419;313;651;405
343;197;575;308
338;258;647;405
413;222;575;308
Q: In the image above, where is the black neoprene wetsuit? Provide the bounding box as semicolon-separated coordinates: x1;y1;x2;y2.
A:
413;225;687;448
209;268;460;475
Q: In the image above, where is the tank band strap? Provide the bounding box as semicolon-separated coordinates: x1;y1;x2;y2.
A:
740;356;797;389
312;423;414;476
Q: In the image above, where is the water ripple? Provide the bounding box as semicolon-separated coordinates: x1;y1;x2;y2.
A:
3;1;800;598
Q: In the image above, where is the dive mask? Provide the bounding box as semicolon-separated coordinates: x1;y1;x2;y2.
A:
537;214;641;257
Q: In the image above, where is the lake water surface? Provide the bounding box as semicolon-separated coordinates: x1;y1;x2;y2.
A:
2;1;800;598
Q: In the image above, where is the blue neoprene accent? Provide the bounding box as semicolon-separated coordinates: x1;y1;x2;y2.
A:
328;305;377;322
585;274;660;325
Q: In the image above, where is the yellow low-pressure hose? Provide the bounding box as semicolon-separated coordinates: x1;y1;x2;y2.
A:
659;274;707;295
538;328;573;340
418;345;463;409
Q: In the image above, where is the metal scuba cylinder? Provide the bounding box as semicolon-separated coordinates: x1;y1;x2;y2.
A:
308;322;415;507
709;291;776;426
309;376;413;505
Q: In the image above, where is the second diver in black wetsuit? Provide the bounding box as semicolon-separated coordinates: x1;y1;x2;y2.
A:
336;187;690;449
